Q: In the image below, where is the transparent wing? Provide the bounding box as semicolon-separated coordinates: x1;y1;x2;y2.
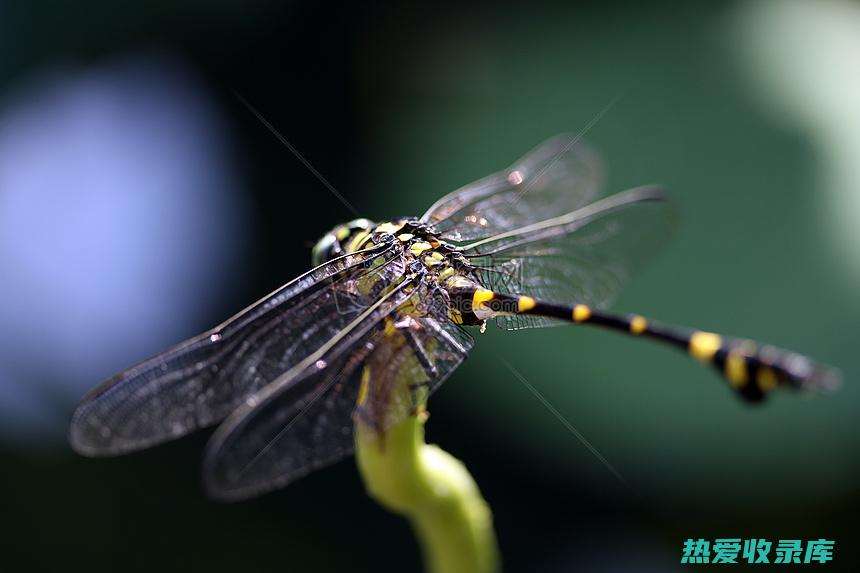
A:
203;336;373;502
420;134;603;242
70;244;404;456
202;283;472;501
463;187;676;330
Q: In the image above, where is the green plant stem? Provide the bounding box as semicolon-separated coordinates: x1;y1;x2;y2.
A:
355;410;499;573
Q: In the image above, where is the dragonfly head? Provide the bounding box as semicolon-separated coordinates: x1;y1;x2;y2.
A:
312;218;376;266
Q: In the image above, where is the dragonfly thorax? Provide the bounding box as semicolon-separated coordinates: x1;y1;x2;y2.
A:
318;217;488;325
363;220;493;326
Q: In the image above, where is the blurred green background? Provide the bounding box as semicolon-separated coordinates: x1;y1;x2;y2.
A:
1;0;858;571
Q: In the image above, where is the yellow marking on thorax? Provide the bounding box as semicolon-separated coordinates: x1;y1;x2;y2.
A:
423;256;442;267
397;233;414;242
375;221;405;235
689;331;722;363
573;304;591;322
438;267;455;281
757;366;778;392
410;241;433;256
518;296;536;312
347;230;371;253
725;351;749;387
472;289;495;308
629;315;647;335
430;251;444;261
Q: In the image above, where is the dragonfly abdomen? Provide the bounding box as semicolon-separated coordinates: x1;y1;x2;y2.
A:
456;287;839;402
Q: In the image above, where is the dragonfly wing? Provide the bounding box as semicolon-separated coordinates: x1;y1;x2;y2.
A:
203;336;372;502
70;244;404;456
463;186;676;330
420;134;603;242
202;286;472;501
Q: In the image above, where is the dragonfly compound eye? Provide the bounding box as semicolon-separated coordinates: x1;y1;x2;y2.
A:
311;232;340;266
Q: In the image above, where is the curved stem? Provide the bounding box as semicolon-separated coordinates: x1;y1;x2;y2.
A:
355;407;499;573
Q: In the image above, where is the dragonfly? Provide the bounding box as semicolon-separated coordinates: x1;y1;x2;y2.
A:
70;134;840;501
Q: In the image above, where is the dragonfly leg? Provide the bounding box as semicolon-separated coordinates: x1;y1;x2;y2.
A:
393;316;438;412
393;316;439;381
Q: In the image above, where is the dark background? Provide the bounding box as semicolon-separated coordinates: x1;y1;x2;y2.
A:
1;1;858;571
